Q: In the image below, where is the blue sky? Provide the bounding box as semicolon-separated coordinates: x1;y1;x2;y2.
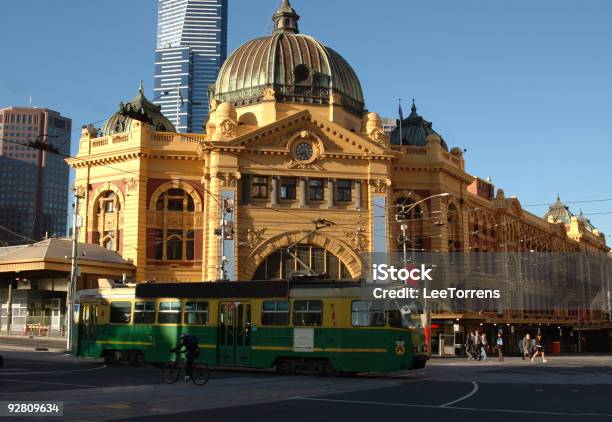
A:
1;0;611;234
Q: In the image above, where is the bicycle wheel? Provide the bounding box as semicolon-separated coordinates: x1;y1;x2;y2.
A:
191;364;210;385
162;362;181;384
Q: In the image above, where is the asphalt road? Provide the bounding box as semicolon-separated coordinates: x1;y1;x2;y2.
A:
1;346;611;421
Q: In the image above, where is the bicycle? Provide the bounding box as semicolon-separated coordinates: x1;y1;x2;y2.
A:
162;351;210;385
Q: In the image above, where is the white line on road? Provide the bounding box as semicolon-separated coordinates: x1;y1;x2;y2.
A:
439;381;478;407
292;397;612;417
0;365;106;376
0;378;96;388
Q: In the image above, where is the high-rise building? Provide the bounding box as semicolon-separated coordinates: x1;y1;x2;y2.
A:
0;107;71;244
154;0;228;133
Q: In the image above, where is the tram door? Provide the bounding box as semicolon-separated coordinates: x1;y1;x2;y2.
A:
218;302;252;366
77;304;98;356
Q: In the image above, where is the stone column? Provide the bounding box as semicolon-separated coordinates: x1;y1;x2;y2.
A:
270;177;279;208
300;178;307;208
354;180;361;211
327;179;335;208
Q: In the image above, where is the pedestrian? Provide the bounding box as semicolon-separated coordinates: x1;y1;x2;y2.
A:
496;333;504;362
531;334;547;363
474;330;483;361
465;331;475;359
481;332;488;361
522;334;531;360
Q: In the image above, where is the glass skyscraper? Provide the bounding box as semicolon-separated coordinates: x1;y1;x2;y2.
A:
154;0;228;133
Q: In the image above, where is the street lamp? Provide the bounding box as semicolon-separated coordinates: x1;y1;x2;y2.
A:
396;192;449;354
396;192;449;266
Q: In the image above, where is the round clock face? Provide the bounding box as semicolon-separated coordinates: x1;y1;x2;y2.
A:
295;142;314;161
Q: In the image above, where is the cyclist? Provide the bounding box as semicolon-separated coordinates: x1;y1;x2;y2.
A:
170;333;200;381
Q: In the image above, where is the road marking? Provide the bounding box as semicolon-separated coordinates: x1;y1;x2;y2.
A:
292;397;612;417
0;378;96;388
0;365;106;376
439;381;478;407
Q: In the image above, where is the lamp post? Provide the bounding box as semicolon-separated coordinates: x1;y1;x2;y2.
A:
396;192;449;354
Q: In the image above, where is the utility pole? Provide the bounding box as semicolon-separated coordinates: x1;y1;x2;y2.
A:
6;283;12;335
66;190;83;352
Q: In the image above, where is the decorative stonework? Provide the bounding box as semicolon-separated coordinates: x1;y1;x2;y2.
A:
74;184;87;198
365;112;388;146
286;159;323;170
345;215;368;253
262;87;276;101
220;119;237;137
217;173;238;187
369;179;391;193
246;227;267;249
124;177;139;192
209;98;218;112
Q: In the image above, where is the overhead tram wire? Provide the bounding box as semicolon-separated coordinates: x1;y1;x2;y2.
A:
0;224;37;243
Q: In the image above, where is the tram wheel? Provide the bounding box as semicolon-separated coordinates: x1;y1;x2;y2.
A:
276;360;294;375
318;362;333;376
103;350;119;365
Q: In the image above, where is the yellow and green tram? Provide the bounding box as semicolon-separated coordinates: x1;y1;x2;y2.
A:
74;280;428;374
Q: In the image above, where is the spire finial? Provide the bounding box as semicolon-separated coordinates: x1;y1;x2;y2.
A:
556;193;560;202
273;0;300;34
138;80;144;94
411;98;417;113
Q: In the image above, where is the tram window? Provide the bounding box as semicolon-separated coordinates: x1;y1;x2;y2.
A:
387;310;420;329
110;302;132;324
351;301;385;327
158;301;181;324
185;301;208;325
293;300;322;326
133;301;156;324
261;300;289;326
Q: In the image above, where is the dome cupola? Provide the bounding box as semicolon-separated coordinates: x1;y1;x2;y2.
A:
544;195;574;225
102;81;175;135
211;1;365;116
390;100;448;151
272;0;300;34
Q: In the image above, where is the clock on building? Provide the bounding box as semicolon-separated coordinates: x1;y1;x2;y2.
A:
295;142;314;161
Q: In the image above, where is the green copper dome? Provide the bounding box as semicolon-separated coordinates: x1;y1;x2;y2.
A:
102;82;175;135
211;0;365;116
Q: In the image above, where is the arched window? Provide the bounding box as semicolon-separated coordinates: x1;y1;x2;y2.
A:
156;189;195;212
152;188;197;261
102;235;114;251
253;245;350;280
93;190;122;252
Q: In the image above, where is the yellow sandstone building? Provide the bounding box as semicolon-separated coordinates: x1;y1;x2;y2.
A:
67;1;610;351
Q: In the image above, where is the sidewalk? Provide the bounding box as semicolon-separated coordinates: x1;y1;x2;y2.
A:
0;335;68;352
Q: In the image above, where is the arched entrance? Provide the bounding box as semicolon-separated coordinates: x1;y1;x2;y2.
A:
253;245;351;280
242;231;362;280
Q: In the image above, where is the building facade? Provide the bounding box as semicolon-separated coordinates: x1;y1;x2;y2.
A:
69;1;611;351
153;0;228;133
0;107;71;244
